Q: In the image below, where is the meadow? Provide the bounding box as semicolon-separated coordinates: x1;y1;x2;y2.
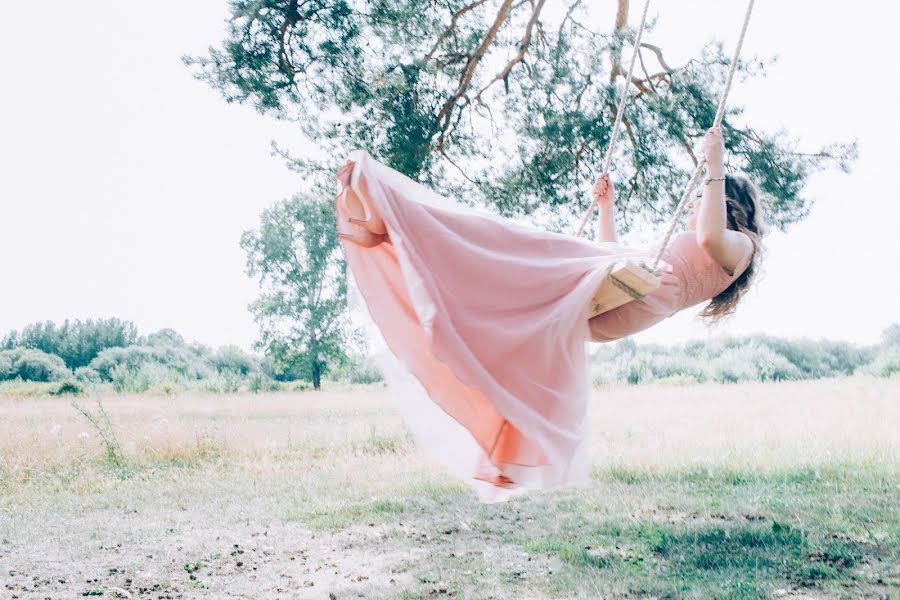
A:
1;377;897;599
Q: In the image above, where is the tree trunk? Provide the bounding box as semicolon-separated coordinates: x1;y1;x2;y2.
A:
311;360;321;390
615;0;629;31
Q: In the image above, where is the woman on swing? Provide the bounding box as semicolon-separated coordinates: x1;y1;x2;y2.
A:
336;126;767;502
587;126;765;342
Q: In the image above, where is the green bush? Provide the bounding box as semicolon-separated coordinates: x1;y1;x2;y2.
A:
706;348;756;383
646;352;707;383
591;348;707;386
143;328;185;346
755;346;803;381
654;373;702;386
859;345;900;378
621;351;654;385
0;379;63;396
109;362;187;394
744;335;869;378
323;353;384;385
347;355;383;384
703;343;801;383
201;370;244;393
212;345;258;376
880;324;900;346
2;318;138;369
249;373;282;393
50;380;84;395
89;344;213;382
591;339;803;386
0;349;71;382
74;366;101;383
5;320;896;392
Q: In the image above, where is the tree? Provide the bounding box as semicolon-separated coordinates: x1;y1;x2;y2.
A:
880;323;900;347
213;345;259;376
241;192;350;389
185;0;855;235
0;348;72;382
144;328;186;347
2;318;139;369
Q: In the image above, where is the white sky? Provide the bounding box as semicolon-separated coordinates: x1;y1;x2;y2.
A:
1;1;897;351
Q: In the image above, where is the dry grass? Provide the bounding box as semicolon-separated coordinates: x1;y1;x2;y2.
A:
0;377;897;599
588;377;898;469
2;377;894;483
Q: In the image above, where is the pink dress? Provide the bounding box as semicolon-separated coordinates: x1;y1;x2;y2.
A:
588;231;753;342
336;149;751;502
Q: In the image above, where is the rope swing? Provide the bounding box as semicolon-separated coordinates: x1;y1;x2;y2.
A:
582;0;756;319
572;0;652;239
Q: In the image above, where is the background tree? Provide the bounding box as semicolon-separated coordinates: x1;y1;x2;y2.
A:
185;0;855;235
880;324;900;347
1;318;138;369
240;192;352;389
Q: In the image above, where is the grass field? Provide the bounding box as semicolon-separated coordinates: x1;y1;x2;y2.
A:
1;377;898;599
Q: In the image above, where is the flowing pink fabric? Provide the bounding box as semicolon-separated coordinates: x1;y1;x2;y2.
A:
335;149;748;502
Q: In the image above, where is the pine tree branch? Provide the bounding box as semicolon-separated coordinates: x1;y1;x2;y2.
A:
556;0;584;39
609;0;629;84
436;52;472;68
422;0;491;65
573;73;592;108
473;0;547;104
438;146;486;186
435;0;515;150
638;43;673;72
572;139;589;172
679;137;699;167
278;0;300;75
637;46;657;94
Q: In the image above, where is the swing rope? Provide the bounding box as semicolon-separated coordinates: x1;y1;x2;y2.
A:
572;0;652;239
649;0;755;271
572;0;756;275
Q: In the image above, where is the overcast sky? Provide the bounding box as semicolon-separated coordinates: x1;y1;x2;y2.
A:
1;1;897;351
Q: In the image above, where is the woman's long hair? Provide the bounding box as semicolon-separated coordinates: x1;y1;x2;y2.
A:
699;174;768;322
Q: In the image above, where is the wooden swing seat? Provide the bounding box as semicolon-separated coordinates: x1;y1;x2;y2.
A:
587;260;661;319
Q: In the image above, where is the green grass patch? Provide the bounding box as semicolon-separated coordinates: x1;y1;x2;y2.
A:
350;429;415;456
595;462;891;487
183;560;203;574
524;536;612;569
303;497;409;531
397;478;468;503
523;516;882;599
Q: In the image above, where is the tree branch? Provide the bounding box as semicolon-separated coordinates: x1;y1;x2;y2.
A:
422;0;490;65
678;137;699;167
435;0;514;150
639;42;673;72
609;0;629;84
473;0;547;104
438;146;486;186
572;139;589;172
556;0;584;39
278;0;300;75
636;46;657;94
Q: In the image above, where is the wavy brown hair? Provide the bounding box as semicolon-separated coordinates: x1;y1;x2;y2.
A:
699;174;768;322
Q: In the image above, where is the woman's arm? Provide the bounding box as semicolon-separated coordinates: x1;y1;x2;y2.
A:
592;173;617;243
696;127;751;274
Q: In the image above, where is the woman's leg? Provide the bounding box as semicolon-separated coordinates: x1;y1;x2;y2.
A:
336;160;391;247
